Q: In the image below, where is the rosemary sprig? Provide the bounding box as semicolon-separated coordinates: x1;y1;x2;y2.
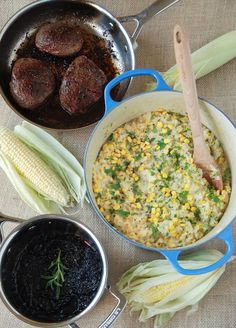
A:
42;250;68;299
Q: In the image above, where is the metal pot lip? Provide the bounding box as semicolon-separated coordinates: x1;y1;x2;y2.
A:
0;0;135;131
0;214;108;327
84;89;236;252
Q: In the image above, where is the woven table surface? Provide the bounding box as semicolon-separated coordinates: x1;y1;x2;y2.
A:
0;1;236;328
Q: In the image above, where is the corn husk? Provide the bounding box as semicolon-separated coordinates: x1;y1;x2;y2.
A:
117;250;226;328
146;31;236;91
0;121;86;214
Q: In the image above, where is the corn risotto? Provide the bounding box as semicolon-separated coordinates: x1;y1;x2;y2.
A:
92;110;231;248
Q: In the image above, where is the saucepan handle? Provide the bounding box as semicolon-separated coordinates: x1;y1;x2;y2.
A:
104;68;171;115
68;285;127;328
118;0;181;44
160;224;234;275
0;212;24;244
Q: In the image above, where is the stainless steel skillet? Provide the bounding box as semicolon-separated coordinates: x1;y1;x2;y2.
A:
0;0;180;130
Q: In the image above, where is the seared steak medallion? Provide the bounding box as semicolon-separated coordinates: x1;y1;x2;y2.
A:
10;58;55;109
59;56;107;115
35;22;84;57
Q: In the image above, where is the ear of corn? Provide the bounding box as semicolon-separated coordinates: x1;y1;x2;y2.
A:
146;31;236;91
14;121;86;205
0;128;70;207
0;149;61;214
117;250;225;328
0;122;86;214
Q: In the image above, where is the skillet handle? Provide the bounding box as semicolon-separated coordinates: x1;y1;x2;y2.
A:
159;224;234;275
118;0;181;44
68;285;126;328
104;68;171;115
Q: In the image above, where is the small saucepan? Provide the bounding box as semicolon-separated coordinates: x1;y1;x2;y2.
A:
84;68;236;275
0;0;180;130
0;213;126;327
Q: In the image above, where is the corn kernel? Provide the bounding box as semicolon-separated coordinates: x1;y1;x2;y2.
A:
218;156;224;164
157;122;163;129
162;206;168;214
187;194;194;201
113;203;120;210
172;218;179;224
127;195;134;202
139;165;145;172
162;172;168;179
184;184;190;191
164;138;170;144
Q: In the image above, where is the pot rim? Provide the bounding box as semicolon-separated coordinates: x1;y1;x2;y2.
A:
0;214;108;327
84;88;236;252
0;0;135;131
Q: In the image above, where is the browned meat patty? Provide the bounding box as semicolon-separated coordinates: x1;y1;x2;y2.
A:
35;22;84;57
59;56;107;115
10;58;55;110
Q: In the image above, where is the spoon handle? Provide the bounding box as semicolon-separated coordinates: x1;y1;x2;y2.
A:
173;25;206;150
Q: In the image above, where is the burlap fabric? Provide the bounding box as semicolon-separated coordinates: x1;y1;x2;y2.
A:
0;1;236;327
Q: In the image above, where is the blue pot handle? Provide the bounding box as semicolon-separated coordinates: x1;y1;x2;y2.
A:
104;68;171;116
160;224;234;275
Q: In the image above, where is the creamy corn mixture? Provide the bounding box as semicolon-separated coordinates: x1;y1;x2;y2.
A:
93;110;231;248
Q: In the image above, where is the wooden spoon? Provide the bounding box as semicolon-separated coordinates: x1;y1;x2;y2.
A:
173;25;223;190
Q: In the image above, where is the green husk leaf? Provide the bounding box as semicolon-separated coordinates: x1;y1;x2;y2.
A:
0;148;61;214
118;250;226;328
146;31;236;91
14;121;86;208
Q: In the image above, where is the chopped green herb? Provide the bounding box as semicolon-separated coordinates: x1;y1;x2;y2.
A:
178;191;189;203
184;163;190;170
115;209;130;218
223;167;231;182
208;192;220;203
110;182;121;190
195;207;201;217
115;165;123;172
158;139;166;150
150;224;159;239
167;128;172;136
135;153;142;161
116;198;125;204
107;133;114;141
127;131;136;138
133;184;142;196
146;205;153;211
153;127;158;133
104;168;114;176
149;137;156;143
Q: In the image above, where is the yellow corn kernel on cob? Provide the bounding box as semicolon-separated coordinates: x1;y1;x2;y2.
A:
139;276;192;304
0;128;70;206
